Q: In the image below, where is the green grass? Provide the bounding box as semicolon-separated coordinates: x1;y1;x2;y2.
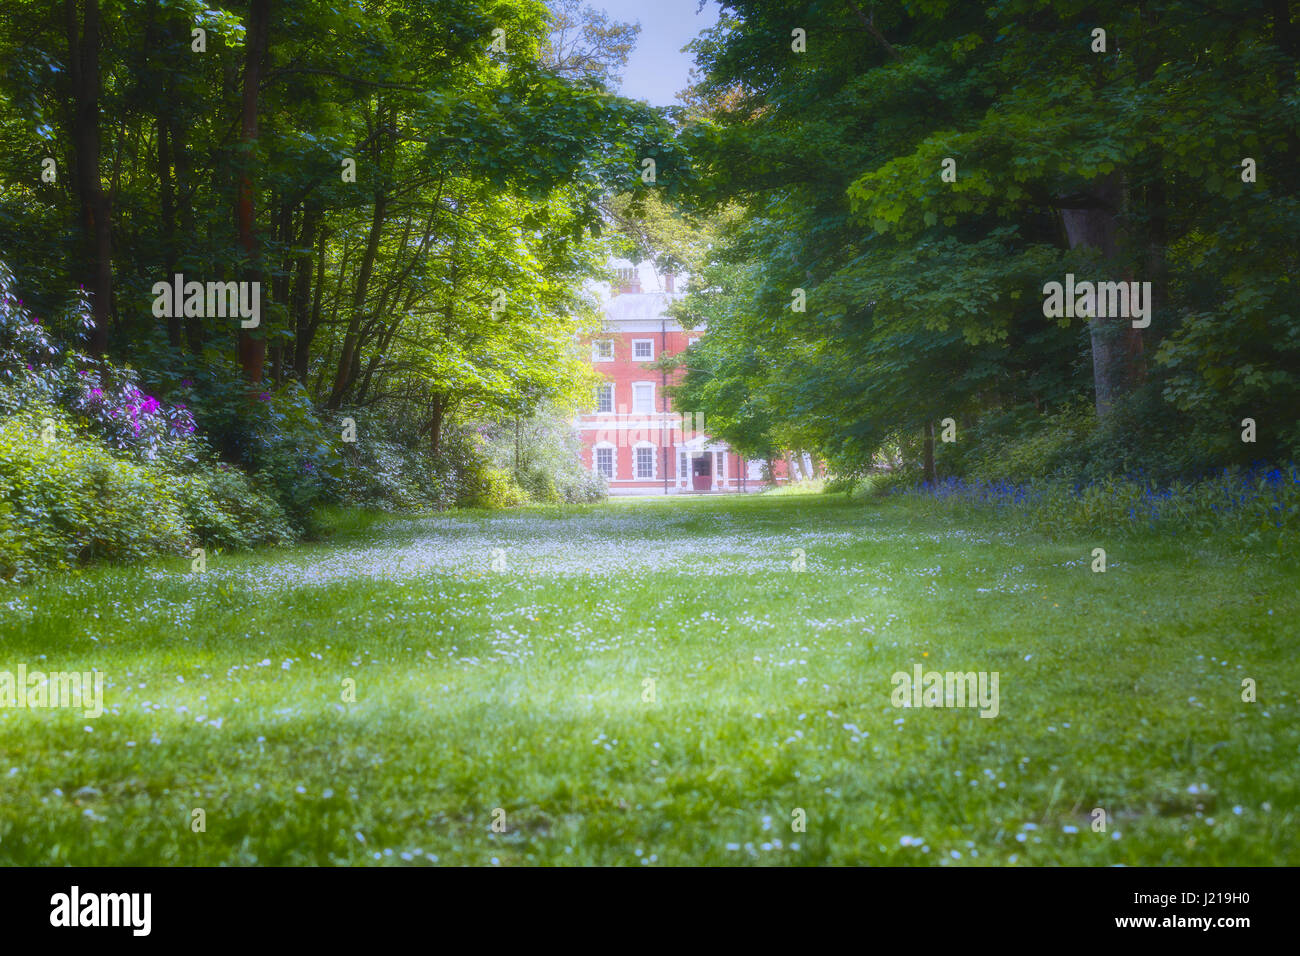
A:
0;493;1296;865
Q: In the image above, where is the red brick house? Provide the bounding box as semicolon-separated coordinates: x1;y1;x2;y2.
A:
577;263;791;494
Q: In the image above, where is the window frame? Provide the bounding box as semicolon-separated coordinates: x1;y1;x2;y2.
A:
634;443;657;480
593;443;616;479
631;381;656;414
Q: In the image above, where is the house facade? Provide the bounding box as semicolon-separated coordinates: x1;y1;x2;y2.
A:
577;264;790;495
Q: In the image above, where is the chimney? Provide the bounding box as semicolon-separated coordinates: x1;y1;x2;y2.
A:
664;272;675;294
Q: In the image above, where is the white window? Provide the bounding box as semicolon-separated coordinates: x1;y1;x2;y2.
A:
595;383;614;413
594;445;615;478
715;451;726;480
679;451;688;478
689;337;701;347
635;445;656;479
632;382;655;413
632;339;654;360
592;340;614;362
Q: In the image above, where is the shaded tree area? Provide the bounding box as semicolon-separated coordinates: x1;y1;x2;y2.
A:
671;0;1300;484
0;0;685;492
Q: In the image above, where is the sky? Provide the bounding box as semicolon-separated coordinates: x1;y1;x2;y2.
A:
592;0;722;106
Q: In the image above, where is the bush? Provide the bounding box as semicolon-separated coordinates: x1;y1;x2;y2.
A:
0;409;189;579
563;466;608;503
170;460;293;551
481;403;609;505
244;381;342;532
878;466;1300;552
1;264;198;464
336;435;456;512
962;401;1095;483
461;465;530;509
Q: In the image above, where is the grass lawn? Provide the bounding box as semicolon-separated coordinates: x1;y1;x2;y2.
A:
0;491;1296;865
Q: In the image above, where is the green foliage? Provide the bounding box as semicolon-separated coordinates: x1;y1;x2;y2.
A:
0;408;189;579
336;437;456;512
461;465;530;509
245;382;342;533
957;401;1096;483
0;402;293;580
481;402;609;504
0;0;668;554
677;0;1300;480
169;461;293;552
880;467;1300;554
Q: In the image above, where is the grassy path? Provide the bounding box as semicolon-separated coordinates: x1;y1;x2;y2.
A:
1;493;1296;865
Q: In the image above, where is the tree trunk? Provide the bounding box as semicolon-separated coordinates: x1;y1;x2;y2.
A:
1057;173;1145;419
291;205;320;380
144;1;181;349
169;109;201;353
328;192;386;408
419;395;445;457
922;421;936;483
236;0;270;385
65;0;113;355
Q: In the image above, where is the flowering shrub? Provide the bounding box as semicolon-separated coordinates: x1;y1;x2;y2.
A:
0;262;196;463
336;435;457;512
0;262;295;578
245;381;343;531
169;462;294;551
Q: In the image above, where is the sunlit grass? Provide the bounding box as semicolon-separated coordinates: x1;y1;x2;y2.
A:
0;493;1295;865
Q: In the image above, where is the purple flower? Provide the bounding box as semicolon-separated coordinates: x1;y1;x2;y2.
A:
258;392;271;402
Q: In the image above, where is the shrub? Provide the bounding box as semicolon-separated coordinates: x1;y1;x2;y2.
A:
964;401;1095;483
0;409;189;579
481;403;608;504
878;466;1300;552
563;467;608;503
1;264;197;464
170;460;293;551
336;435;456;512
244;381;342;532
461;465;530;509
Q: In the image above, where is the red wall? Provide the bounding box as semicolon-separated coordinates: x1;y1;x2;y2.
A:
576;327;788;488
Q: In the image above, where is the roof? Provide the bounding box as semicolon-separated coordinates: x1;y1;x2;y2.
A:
604;291;676;323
